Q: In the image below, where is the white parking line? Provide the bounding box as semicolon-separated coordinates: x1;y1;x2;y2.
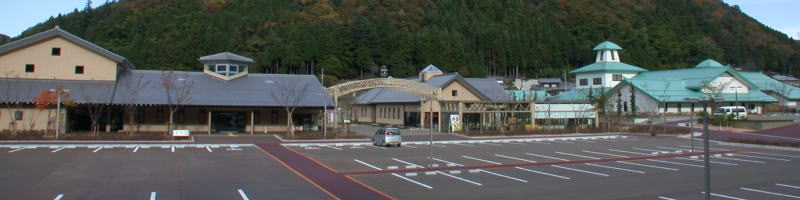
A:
657;146;695;152
516;167;571;180
633;148;670;153
9;147;26;153
322;145;342;150
54;194;64;200
714;157;766;164
438;171;482;186
748;152;800;159
658;196;678;200
680;145;729;151
93;147;103;153
462;156;502;165
646;159;703;167
133;146;140;152
392;173;433;189
525;153;569;161
354;159;383;170
432;158;460;166
702;192;748;200
392;158;424;168
585;163;645;174
582;150;629;158
480;169;528;182
674;157;738;166
736;154;790;161
404;145;418;149
617;161;678;171
740;187;800;198
777;183;800;189
51;147;65;153
150;192;157;200
237;189;250;200
552;165;609;176
555;152;601;159
495;154;537;162
171;146;175;152
206;146;213;152
607;149;651;155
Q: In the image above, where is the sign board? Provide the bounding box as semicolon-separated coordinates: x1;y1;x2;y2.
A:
172;130;191;137
450;114;462;133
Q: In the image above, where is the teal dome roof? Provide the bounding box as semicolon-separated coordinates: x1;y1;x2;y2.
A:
593;41;623;50
695;59;724;68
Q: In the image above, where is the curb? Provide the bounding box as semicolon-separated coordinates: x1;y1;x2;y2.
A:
282;135;626;147
0;136;196;144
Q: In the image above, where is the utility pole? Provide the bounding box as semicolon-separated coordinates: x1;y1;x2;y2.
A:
322;67;327;137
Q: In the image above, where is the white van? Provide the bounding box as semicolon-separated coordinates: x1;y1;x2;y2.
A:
714;106;747;119
372;127;402;147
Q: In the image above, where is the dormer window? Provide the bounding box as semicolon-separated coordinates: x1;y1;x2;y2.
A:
210;64;244;77
199;52;254;81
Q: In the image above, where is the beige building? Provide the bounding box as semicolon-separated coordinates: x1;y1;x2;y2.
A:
0;27;331;134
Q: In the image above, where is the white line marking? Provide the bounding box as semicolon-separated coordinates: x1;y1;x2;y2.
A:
714;157;766;163
150;192;157;200
54;194;64;200
516;167;571;179
552;165;609;176
548;140;575;144
480;143;502;146
237;189;250;200
525;153;569;161
206;146;213;152
462;156;502;164
633;147;670;153
495;154;537;162
51;147;65;153
736;154;790;161
607;149;650;155
392;158;424;168
675;157;738;166
617;161;678;171
747;152;800;159
133;146;140;152
453;143;476;147
555;152;601;159
93;147;103;152
432;144;447;148
404;145;418;148
437;171;482;185
646;159;703;167
171;146;175;152
657;146;695;151
658;196;678;200
585;163;645;174
432;158;461;166
354;159;383;170
322;145;342;150
680;145;729;150
480;169;528;182
582;150;629;158
775;183;800;189
740;187;800;198
392;173;433;189
527;141;551;144
700;192;748;200
777;183;800;189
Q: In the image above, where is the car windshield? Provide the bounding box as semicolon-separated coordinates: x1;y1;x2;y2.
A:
714;108;726;113
385;129;401;135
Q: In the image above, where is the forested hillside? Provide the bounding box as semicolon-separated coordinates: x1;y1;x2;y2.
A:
9;0;800;82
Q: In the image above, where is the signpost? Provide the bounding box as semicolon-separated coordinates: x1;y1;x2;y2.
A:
449;114;462;133
172;130;191;137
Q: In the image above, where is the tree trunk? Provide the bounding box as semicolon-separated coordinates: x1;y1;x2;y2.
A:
286;110;294;137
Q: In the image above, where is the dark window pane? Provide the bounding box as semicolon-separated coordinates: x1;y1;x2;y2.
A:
52;47;61;56
75;66;84;74
25;64;34;72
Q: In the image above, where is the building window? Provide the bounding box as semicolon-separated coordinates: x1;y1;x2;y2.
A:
52;47;61;56
593;78;602;85
14;111;23;121
664;103;668;112
271;110;279;124
623;102;628;112
25;64;35;73
75;66;85;74
579;79;588;86
611;51;616;60
136;111;144;123
599;51;604;61
199;110;207;124
254;111;261;123
177;110;185;124
156;109;165;123
452;90;458;97
690;103;695;112
677;103;682;112
612;74;622;81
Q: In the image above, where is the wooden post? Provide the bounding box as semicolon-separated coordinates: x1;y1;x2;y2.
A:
530;102;536;129
207;111;212;135
420;101;425;128
437;101;442;132
250;111;255;135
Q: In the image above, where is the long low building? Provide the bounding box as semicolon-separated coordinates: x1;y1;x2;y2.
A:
0;27;332;134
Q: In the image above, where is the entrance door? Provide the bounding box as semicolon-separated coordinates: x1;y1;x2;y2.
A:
211;112;246;133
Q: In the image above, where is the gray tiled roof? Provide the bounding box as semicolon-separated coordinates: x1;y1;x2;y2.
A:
0;26;134;69
198;52;254;64
354;74;509;104
538;78;562;84
1;70;333;107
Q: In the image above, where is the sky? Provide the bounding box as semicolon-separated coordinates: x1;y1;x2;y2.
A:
0;0;798;39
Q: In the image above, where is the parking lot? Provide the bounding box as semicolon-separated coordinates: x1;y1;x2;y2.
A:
288;135;800;199
0;144;331;200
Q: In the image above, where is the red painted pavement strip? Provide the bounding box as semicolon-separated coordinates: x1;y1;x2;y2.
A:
256;143;393;200
341;150;737;176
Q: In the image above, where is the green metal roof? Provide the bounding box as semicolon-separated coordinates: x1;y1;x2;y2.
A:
620;78;776;102
570;62;648;74
695;59;724;68
592;41;623;50
507;90;551;101
554;87;612;101
738;72;800;100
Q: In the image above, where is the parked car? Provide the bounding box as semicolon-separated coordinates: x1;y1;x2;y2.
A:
714;106;747;119
372;127;402;147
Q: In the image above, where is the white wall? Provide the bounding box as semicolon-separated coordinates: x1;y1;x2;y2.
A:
704;73;750;94
575;73;604;89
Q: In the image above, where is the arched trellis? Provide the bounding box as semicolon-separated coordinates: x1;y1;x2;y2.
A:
325;78;440;127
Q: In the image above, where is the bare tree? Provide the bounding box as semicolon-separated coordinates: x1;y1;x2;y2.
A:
79;85;113;135
1;72;30;134
267;77;311;137
160;71;194;135
121;74;150;135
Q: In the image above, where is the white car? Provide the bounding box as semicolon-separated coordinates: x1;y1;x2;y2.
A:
372;127;402;147
714;106;747;119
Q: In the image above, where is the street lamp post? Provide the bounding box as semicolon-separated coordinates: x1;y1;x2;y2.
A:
685;96;722;200
428;98;434;168
49;89;69;140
